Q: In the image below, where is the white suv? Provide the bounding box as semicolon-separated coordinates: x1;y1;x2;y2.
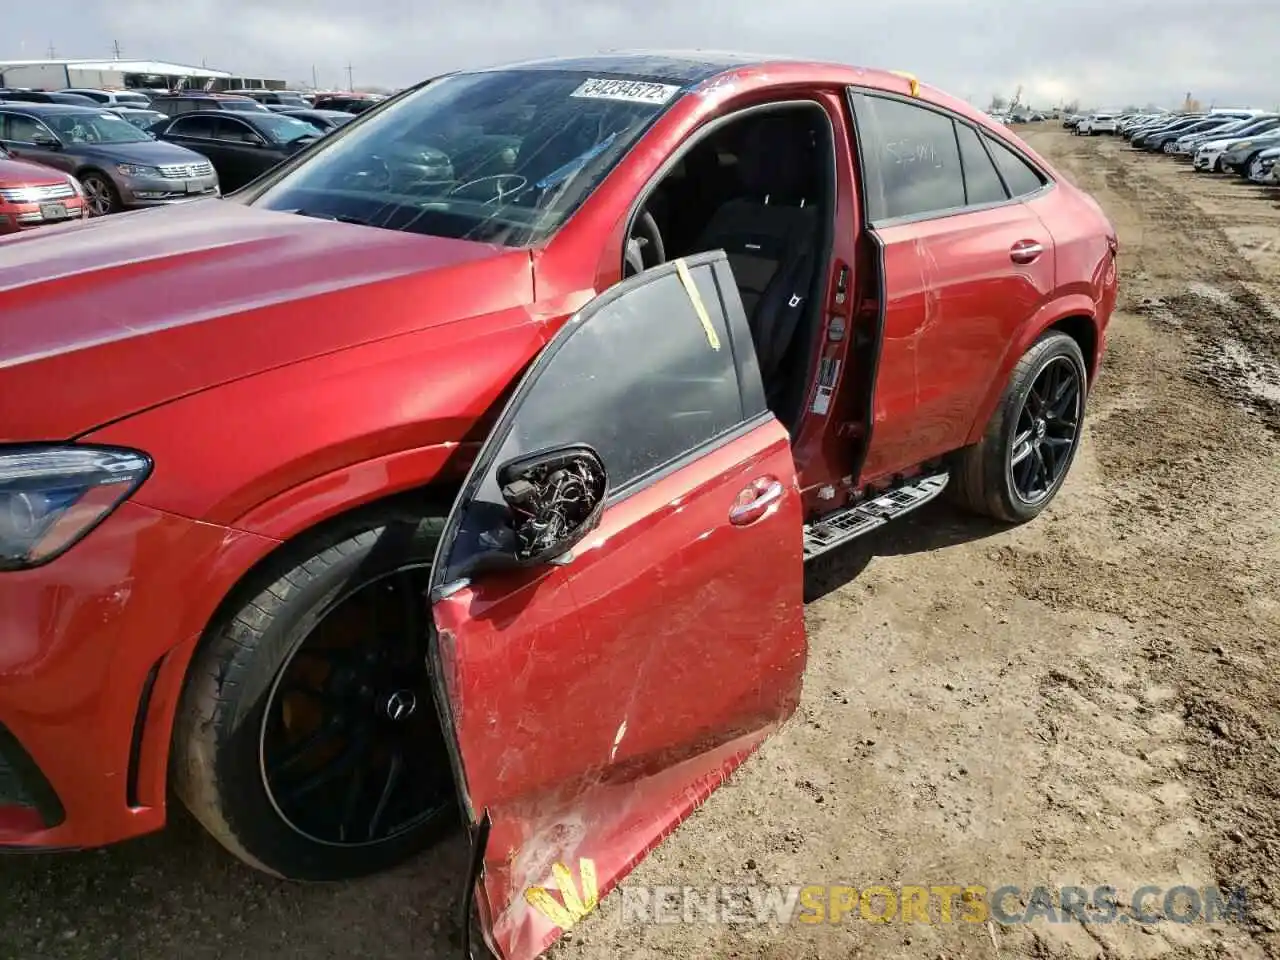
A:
1078;112;1120;135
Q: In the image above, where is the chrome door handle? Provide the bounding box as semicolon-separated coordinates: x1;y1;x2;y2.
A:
729;478;785;526
1011;240;1044;264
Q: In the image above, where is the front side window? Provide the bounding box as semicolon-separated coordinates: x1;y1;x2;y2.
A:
249;69;684;246
497;256;747;492
43;111;153;145
171;115;216;139
852;93;965;221
3;113;56;144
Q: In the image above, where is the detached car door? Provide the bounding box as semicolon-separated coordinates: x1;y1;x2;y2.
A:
428;251;807;960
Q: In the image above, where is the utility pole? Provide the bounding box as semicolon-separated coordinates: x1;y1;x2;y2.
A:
47;41;56;59
346;62;354;91
112;39;122;59
312;64;318;90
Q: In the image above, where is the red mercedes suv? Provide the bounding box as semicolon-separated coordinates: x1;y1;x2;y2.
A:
0;53;1116;960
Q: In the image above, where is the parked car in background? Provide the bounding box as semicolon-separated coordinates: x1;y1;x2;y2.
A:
0;103;218;215
150;93;269;116
0;141;86;232
1192;115;1280;170
59;88;155;109
1131;114;1204;147
0;90;100;106
1077;111;1120;135
150;109;320;191
225;89;312;108
312;92;381;113
0;58;1117;960
1171;116;1257;155
111;107;168;130
1246;144;1280;182
1220;130;1280;177
273;107;355;132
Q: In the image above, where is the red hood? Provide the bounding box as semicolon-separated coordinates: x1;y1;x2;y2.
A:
0;200;534;441
0;155;72;187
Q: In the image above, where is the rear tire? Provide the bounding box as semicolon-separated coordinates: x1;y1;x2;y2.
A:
171;507;458;880
949;331;1088;524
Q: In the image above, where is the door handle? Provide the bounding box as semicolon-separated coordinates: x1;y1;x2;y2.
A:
729;477;785;526
1010;240;1044;264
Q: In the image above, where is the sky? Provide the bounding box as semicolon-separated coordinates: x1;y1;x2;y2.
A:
6;0;1279;110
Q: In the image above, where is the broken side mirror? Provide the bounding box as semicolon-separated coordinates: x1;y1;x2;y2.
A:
496;444;607;565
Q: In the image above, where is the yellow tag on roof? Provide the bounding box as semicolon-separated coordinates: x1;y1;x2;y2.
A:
890;71;920;96
674;258;721;351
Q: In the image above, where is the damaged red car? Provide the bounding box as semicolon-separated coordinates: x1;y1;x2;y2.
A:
0;52;1117;959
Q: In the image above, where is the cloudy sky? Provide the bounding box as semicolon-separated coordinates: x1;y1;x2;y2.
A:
6;0;1278;110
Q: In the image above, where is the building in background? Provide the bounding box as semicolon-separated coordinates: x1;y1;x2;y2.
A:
0;58;285;93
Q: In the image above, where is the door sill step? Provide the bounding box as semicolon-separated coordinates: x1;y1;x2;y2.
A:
803;472;949;560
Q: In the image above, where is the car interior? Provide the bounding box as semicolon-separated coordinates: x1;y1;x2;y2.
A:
628;104;836;434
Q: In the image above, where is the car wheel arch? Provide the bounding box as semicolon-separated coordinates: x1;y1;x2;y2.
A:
157;478;465;818
964;299;1100;446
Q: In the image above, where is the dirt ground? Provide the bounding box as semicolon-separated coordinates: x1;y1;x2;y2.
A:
2;126;1278;960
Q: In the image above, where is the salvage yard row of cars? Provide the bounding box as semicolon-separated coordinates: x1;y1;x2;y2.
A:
0;54;1119;960
0;87;374;227
1066;106;1280;183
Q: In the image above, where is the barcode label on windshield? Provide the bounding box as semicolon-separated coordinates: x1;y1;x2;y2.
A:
570;78;681;105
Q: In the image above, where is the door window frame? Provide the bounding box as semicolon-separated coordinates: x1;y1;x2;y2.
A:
846;86;1055;229
429;250;772;593
0;111;58;146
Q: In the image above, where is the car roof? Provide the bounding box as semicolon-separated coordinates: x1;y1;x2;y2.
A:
478;50;803;84
0;102;118;114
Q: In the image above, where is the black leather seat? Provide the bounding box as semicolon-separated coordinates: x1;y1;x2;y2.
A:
693;115;820;400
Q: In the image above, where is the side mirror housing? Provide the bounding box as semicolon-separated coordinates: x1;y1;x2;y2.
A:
31;133;61;150
496;445;607;566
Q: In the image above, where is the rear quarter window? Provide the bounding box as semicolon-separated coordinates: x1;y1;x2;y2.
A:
983;134;1047;198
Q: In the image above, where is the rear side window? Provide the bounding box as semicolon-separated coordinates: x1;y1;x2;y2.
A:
851;93;965;221
955;123;1008;205
984;135;1046;198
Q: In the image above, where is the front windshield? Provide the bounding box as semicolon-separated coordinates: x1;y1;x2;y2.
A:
253;114;322;143
223;100;266;112
250;69;683;246
46;111;151;144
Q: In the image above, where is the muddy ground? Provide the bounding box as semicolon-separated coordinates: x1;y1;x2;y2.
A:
2;127;1278;960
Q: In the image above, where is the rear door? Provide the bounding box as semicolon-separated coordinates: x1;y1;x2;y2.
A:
848;89;1056;481
428;251;806;960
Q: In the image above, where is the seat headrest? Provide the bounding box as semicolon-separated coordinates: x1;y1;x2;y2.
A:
736;115;813;202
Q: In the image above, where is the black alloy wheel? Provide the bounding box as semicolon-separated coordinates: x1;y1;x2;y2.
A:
259;567;453;848
1007;355;1082;506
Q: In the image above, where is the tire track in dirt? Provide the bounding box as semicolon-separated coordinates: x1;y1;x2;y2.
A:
1010;129;1280;957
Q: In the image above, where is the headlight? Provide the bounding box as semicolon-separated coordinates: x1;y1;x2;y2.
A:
0;446;151;570
116;163;161;178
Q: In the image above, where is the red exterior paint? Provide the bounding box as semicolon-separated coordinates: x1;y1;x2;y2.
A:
0;54;1115;892
0;153;87;234
433;420;805;960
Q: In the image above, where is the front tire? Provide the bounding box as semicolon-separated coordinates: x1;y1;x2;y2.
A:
949;331;1088;524
172;508;458;880
79;171;120;216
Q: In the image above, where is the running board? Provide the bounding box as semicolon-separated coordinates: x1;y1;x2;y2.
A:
803;472;949;560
